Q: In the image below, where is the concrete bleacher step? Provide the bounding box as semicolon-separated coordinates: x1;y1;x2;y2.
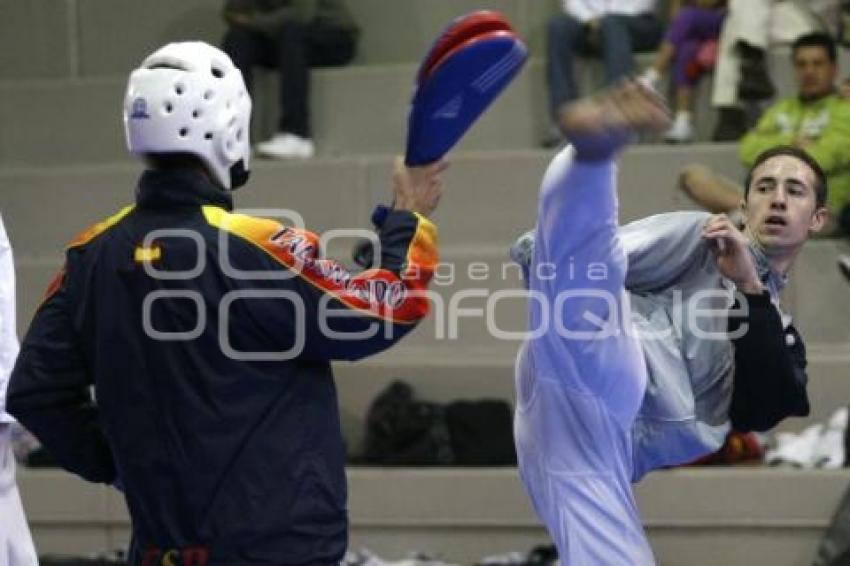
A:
2;0;806;167
0;143;741;254
263;51;758;152
0;62;547;167
15;466;850;565
333;349;850;454
349;467;850;565
0;48;798;167
0;78;131;166
0;0;557;81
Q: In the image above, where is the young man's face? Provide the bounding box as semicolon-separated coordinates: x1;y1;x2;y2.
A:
793;46;837;101
743;155;827;255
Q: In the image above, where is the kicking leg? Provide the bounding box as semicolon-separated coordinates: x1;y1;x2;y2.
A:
514;83;669;566
529;83;669;423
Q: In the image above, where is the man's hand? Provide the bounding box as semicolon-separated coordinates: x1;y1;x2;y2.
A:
558;81;671;160
702;214;763;294
392;157;448;217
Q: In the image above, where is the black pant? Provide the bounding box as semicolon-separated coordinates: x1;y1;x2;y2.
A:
223;22;356;138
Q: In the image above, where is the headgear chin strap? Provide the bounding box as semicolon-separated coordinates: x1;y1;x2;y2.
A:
229;160;250;191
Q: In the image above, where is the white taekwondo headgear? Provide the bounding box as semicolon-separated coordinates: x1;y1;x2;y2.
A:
123;41;252;190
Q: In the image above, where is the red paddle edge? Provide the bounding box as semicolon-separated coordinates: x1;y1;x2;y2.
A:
426;29;521;79
418;11;514;83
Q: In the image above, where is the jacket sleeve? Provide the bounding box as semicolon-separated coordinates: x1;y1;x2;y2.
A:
738;102;795;166
221;208;438;362
6;256;117;484
727;291;810;432
620;211;712;293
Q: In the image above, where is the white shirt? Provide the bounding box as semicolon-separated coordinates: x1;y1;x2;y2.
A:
563;0;658;23
0;215;18;423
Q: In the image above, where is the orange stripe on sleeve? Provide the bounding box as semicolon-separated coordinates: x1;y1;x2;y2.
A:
403;213;439;284
203;206;433;325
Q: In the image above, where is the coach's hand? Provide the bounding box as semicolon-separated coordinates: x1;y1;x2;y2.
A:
392;156;448;217
702;214;764;294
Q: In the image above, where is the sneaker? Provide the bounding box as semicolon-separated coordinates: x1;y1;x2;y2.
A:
638;67;660;91
256;132;315;159
664;112;694;143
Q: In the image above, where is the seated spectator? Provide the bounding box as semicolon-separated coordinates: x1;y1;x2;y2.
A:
681;32;850;237
544;0;663;146
641;0;727;143
222;0;359;159
710;0;822;141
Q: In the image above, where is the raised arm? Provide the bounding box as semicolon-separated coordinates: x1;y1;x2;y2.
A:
212;158;446;362
621;211;712;293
